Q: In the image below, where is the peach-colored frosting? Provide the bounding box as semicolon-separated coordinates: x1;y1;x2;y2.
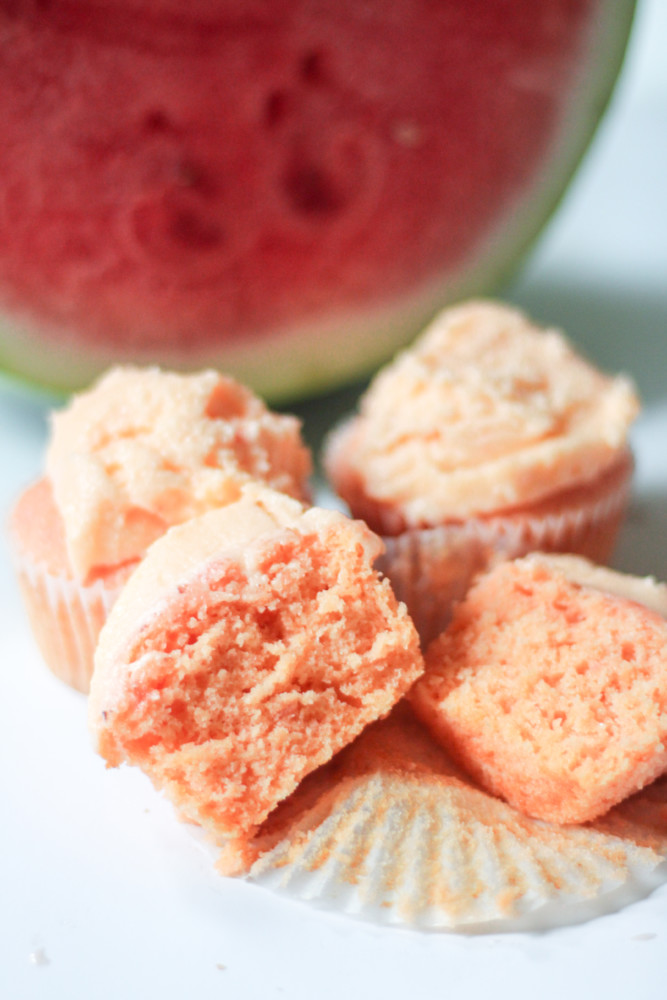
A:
46;366;311;582
327;301;639;527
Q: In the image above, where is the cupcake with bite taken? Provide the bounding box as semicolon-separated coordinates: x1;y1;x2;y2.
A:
323;300;639;643
9;365;312;692
88;484;424;861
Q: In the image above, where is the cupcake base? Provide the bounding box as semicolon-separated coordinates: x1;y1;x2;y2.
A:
13;555;124;693
9;479;133;692
377;451;634;644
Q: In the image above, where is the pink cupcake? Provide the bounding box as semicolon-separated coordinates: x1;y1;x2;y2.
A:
9;365;312;692
89;486;424;861
410;553;667;825
324;300;639;643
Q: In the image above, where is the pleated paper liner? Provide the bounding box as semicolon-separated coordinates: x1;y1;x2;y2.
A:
13;553;126;693
376;452;634;646
201;704;667;933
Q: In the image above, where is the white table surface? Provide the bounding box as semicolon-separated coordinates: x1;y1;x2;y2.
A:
1;2;666;998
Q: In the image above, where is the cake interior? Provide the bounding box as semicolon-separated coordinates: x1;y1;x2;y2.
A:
97;520;421;838
413;560;667;824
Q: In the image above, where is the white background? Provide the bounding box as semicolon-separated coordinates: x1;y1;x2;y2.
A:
1;2;666;997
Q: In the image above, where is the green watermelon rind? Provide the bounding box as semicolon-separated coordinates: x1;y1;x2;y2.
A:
0;0;636;404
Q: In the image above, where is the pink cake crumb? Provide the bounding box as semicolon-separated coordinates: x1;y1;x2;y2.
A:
89;489;424;842
411;554;667;825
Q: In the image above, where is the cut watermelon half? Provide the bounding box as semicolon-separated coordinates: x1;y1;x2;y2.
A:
0;1;636;401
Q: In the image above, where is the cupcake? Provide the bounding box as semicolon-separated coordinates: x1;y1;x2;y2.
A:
88;486;424;859
410;553;667;824
10;365;312;692
324;300;639;643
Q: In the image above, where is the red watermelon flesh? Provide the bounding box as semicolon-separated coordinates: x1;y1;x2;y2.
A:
0;1;635;399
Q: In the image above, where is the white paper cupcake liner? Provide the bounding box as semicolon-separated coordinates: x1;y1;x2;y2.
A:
245;773;666;933
13;553;123;693
376;456;633;645
194;707;667;933
376;528;492;646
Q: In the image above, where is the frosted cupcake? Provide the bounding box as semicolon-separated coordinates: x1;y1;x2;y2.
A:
324;301;639;642
10;366;312;691
89;486;423;859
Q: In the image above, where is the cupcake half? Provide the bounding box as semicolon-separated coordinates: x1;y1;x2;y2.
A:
10;365;312;691
89;487;424;855
324;300;639;643
410;554;667;825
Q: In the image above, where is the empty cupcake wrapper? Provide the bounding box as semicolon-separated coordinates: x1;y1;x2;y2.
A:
243;770;667;933
193;709;667;933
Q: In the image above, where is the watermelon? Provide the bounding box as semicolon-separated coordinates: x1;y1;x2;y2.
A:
0;1;635;402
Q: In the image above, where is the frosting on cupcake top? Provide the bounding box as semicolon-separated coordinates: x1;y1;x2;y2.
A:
46;366;311;581
325;301;639;527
